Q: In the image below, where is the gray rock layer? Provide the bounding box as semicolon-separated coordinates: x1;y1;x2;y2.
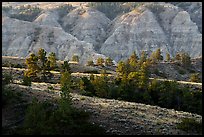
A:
2;2;202;64
2;16;106;64
100;3;202;61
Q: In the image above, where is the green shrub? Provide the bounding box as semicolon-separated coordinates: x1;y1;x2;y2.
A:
2;72;13;85
153;68;160;75
47;85;54;90
79;77;95;96
18;98;106;135
178;69;186;75
177;118;202;134
22;75;32;86
19;99;57;135
2;86;23;107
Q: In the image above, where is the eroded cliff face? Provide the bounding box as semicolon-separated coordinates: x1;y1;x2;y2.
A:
2;16;106;64
101;9;170;62
169;2;202;33
33;10;61;28
61;6;111;51
2;2;202;64
100;3;202;62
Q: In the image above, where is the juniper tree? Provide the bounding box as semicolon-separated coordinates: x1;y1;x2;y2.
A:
25;53;40;78
128;51;138;71
155;48;163;62
139;50;147;66
61;61;71;73
59;71;72;112
166;52;171;62
25;48;56;81
96;57;104;67
116;61;126;77
105;57;114;66
72;55;79;63
150;48;163;63
47;52;57;70
181;52;191;68
175;52;181;61
38;48;47;81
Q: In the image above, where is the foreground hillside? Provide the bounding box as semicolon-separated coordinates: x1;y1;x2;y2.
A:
2;2;202;64
2;53;202;135
2;82;202;135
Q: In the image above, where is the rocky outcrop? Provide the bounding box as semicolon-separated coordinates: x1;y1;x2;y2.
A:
101;9;170;62
33;10;62;28
2;2;202;64
2;16;107;64
169;2;202;33
100;3;202;61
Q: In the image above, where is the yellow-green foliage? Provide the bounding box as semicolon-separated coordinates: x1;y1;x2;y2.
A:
189;73;200;83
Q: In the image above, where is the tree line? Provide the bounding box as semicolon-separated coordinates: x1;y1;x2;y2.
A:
79;49;201;115
23;48;201;115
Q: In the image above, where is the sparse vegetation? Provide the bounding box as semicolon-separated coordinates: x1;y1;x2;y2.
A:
56;4;74;17
17;98;106;135
25;48;57;82
2;2;202;135
9;5;42;22
2;46;202;135
96;57;105;67
60;60;71;73
177;118;202;134
47;85;54;91
189;73;200;83
105;57;114;66
72;55;79;63
2;72;13;85
87;60;94;66
150;48;163;63
47;52;57;70
2;72;23;107
180;52;191;68
22;75;32;86
76;51;202;115
88;2;143;20
178;69;186;75
166;52;171;62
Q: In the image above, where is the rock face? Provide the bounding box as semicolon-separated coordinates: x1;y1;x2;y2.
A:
61;6;110;50
101;9;170;62
33;10;61;28
100;3;202;61
169;2;202;33
2;16;106;64
2;2;202;64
